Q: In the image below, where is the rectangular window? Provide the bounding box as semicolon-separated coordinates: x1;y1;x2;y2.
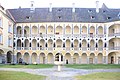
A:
8;38;12;46
8;25;12;33
0;35;3;44
0;18;2;28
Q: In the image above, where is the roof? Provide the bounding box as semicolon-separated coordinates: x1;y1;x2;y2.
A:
7;4;120;23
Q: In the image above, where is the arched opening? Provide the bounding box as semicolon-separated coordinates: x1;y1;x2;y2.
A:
109;24;120;35
74;26;79;34
82;39;87;50
65;26;71;34
74;39;79;50
108;52;117;64
90;39;95;50
0;49;4;64
32;39;37;50
24;39;29;50
48;39;53;50
7;51;13;63
40;25;45;34
65;53;71;64
90;26;95;35
23;52;30;64
81;53;87;64
24;26;29;37
31;53;37;64
73;53;79;64
89;53;95;64
48;26;53;34
82;26;87;34
98;39;103;50
47;53;54;64
17;39;21;50
17;52;22;64
109;38;120;50
32;26;38;34
56;39;62;48
98;53;103;64
39;53;45;64
56;26;63;34
40;39;45;50
66;39;70;50
98;26;103;34
17;26;22;35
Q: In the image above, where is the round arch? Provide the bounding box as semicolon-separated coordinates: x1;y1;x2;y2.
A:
73;53;79;64
23;52;30;64
47;53;54;64
39;53;45;64
81;53;87;64
65;53;71;64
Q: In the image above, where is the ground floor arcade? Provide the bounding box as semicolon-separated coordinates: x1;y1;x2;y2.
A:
13;50;120;64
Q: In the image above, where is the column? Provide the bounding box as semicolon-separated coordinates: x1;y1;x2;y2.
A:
80;24;81;34
79;56;81;64
29;55;32;64
87;56;89;64
13;54;17;64
45;56;47;64
63;56;65;64
71;56;73;64
95;56;97;64
37;56;40;64
106;56;108;64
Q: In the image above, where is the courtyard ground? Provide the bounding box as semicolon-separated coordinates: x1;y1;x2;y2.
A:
0;65;120;80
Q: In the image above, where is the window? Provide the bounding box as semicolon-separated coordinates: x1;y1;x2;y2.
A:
8;24;12;33
0;18;2;28
8;38;12;47
0;35;3;44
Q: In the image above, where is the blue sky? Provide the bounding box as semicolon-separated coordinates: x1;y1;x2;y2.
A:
0;0;120;9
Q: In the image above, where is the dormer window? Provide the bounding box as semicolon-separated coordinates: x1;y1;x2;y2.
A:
58;16;62;19
107;17;111;20
88;9;92;13
58;9;62;12
103;10;106;13
26;16;30;20
118;12;120;19
91;16;95;19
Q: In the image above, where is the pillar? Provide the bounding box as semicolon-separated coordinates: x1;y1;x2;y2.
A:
71;56;73;64
87;56;89;64
37;56;40;64
95;56;97;64
45;56;47;64
79;56;81;64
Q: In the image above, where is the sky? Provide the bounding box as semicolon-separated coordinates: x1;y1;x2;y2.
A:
0;0;120;9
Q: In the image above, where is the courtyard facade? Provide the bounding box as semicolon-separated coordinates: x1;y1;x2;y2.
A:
0;2;120;64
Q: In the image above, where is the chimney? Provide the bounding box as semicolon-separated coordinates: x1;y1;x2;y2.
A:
72;3;75;12
49;3;52;12
30;1;35;12
96;1;99;13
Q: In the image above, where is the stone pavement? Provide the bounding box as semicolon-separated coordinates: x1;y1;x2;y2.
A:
0;66;120;80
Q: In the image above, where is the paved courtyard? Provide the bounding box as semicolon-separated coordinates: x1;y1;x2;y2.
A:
0;66;120;80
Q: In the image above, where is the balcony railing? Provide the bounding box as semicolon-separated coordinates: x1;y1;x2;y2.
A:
108;33;120;37
15;34;107;38
109;46;120;50
15;47;108;51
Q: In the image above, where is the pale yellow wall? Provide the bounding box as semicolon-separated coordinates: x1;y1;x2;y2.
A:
0;10;14;53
